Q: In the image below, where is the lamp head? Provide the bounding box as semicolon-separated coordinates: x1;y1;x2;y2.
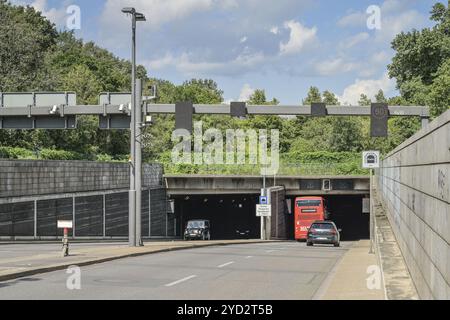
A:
135;12;146;21
121;7;135;14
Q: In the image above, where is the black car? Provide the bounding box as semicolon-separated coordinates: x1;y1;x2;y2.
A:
184;220;211;241
307;221;341;247
235;229;251;239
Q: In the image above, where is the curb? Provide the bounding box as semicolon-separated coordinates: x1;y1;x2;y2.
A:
0;240;277;282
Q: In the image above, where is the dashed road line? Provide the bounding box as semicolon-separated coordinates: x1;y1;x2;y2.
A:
217;261;234;268
165;275;197;287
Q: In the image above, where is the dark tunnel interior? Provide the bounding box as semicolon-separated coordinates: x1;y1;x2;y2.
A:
324;195;370;241
285;195;370;241
175;194;369;241
176;194;261;240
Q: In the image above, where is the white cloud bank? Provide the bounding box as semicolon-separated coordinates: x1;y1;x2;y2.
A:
145;50;266;76
315;58;359;76
279;20;317;55
238;84;255;102
10;0;68;27
338;73;396;105
101;0;214;29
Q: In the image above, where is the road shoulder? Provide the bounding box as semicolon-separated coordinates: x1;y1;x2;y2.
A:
318;240;385;300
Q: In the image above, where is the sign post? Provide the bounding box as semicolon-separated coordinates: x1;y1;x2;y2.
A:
362;151;380;254
57;220;73;257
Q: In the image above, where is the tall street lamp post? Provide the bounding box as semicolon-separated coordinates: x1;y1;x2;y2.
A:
122;7;146;247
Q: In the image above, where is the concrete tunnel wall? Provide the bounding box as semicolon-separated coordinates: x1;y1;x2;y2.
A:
377;109;450;300
0;160;171;239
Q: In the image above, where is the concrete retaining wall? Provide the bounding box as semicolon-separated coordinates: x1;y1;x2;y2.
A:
0;160;163;198
0;160;173;239
377;110;450;299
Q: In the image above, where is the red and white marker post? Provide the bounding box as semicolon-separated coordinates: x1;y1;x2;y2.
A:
57;220;73;257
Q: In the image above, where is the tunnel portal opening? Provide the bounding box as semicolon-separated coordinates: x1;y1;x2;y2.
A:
285;194;370;241
325;195;370;241
175;194;261;240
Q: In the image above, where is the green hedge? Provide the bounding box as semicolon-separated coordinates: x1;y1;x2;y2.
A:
282;151;361;163
0;147;35;159
39;149;82;160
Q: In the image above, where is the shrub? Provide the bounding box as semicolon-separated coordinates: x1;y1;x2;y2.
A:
0;147;35;159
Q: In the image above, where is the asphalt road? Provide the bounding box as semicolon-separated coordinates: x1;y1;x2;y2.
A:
0;241;352;300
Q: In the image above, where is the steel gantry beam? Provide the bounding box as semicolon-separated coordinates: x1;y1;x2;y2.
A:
0;102;431;129
145;104;430;118
0;103;430;117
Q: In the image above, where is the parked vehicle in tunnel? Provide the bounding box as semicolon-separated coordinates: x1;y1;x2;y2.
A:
184;220;211;240
306;221;341;247
235;229;251;239
295;196;330;240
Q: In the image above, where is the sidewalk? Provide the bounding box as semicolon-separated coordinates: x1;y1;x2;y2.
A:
0;239;273;282
373;186;419;300
319;240;386;300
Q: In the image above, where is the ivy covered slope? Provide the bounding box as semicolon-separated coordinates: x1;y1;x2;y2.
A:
0;1;449;175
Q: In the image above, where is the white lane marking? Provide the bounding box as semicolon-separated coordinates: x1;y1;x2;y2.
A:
165;275;197;287
265;250;276;253
217;261;234;268
245;256;253;259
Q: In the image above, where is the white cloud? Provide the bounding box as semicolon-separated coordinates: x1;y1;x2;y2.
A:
337;11;366;28
101;0;214;30
145;50;266;76
270;26;279;34
279;20;317;55
337;1;427;43
371;51;391;65
339;32;369;49
238;84;255;102
374;10;425;43
146;53;175;70
315;58;359;76
218;0;239;10
11;0;68;27
338;72;396;105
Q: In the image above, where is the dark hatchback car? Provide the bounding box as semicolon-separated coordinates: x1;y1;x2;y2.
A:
184;220;211;241
307;221;341;247
235;229;251;239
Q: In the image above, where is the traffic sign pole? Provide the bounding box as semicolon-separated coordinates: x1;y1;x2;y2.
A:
369;168;374;254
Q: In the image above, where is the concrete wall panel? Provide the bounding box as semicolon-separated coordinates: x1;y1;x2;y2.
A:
377;110;450;299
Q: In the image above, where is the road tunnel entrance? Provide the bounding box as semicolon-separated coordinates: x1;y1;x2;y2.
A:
175;194;261;240
286;194;369;241
325;195;369;241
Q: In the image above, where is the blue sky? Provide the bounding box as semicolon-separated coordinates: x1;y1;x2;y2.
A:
11;0;440;104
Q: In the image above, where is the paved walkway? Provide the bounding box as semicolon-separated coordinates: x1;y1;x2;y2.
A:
373;186;419;300
0;240;272;282
319;240;386;300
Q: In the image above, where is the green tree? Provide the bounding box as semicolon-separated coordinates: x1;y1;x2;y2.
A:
358;94;372;106
0;0;58;91
429;57;450;116
375;89;388;103
302;86;322;104
248;89;279;105
322;90;340;105
388;1;450;117
175;79;223;104
62;65;102;105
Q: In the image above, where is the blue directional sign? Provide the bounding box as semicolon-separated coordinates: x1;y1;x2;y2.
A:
259;196;268;205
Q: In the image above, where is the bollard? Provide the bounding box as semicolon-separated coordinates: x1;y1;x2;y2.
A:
62;227;69;257
57;220;73;257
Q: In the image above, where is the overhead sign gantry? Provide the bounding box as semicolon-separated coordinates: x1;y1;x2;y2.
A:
0;92;431;137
